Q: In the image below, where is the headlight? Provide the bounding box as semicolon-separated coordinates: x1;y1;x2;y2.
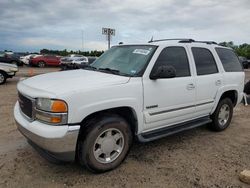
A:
35;98;68;125
9;68;18;72
36;98;67;113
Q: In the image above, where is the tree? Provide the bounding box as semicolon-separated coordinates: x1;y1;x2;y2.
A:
219;42;250;59
39;49;104;57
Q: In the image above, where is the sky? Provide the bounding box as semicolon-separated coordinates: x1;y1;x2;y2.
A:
0;0;250;52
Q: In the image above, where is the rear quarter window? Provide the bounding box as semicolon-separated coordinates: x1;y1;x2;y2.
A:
215;48;243;72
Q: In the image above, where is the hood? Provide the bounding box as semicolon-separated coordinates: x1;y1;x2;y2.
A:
0;62;18;68
18;69;130;97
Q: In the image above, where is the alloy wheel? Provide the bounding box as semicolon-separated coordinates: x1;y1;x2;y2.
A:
93;128;124;164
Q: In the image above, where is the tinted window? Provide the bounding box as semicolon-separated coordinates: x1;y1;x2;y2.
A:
153;47;190;77
215;48;243;72
192;48;218;75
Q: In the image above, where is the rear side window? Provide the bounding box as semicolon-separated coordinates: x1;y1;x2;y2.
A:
192;47;218;75
153;47;190;77
215;48;243;72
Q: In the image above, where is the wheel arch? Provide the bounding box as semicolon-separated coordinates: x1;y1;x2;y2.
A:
0;69;7;75
219;90;238;106
211;89;238;114
78;106;139;136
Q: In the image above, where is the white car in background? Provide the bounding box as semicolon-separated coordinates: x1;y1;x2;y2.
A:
0;62;18;84
72;57;97;67
72;57;89;65
20;54;40;65
60;56;90;69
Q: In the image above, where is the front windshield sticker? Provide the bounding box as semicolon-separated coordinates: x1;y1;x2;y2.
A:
133;49;150;55
131;70;136;74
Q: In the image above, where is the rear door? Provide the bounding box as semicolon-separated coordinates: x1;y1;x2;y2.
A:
190;46;223;117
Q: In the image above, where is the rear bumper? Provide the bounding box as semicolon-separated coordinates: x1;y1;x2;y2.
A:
14;102;80;161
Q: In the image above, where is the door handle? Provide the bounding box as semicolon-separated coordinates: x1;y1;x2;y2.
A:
186;83;195;90
215;80;221;86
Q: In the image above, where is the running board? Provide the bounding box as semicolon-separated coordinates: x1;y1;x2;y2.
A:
137;116;212;142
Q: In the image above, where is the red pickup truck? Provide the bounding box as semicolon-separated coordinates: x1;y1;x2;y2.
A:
29;55;61;67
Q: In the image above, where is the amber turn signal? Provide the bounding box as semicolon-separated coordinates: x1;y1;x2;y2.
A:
50;117;62;123
51;100;68;113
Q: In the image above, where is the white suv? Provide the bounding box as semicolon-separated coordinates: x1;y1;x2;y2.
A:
14;39;245;173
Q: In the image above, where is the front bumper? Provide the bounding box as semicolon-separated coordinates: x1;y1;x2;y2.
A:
7;71;17;78
14;102;80;161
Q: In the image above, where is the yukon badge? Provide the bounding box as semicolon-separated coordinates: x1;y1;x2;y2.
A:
146;105;158;109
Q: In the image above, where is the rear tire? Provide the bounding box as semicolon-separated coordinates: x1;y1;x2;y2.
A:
77;114;132;173
38;61;46;68
210;98;233;131
0;71;7;85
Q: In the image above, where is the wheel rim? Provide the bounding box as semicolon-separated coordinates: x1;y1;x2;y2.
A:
218;104;230;126
93;128;124;164
0;73;4;83
39;62;45;67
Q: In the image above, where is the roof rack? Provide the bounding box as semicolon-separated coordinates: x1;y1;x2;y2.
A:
148;38;218;45
179;40;217;45
148;38;195;43
196;41;218;45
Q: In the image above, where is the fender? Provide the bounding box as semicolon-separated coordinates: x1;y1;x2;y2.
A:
210;84;240;114
69;98;144;134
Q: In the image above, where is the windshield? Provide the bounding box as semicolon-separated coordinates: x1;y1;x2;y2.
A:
91;45;157;76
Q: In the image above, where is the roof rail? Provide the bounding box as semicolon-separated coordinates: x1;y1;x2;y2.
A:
148;38;195;43
180;40;217;45
148;38;218;45
195;41;218;45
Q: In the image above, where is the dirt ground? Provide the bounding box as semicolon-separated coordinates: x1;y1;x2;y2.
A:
0;68;250;188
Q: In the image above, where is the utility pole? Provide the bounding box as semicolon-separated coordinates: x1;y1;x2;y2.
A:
102;28;115;49
108;32;110;49
81;30;84;52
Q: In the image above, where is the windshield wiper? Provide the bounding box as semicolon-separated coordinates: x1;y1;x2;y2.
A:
81;64;97;70
98;68;120;74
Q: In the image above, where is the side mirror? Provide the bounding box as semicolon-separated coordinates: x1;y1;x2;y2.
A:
150;65;176;80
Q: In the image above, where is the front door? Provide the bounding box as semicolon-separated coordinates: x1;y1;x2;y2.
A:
143;46;196;131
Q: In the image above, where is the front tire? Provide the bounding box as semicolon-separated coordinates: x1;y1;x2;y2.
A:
210;98;233;131
38;61;46;68
77;114;132;173
0;71;7;85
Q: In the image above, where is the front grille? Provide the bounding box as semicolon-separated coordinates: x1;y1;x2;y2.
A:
18;92;33;119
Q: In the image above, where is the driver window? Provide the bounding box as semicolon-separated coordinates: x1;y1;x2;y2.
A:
152;47;191;77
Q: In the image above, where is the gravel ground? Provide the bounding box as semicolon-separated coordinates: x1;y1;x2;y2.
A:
0;68;250;188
